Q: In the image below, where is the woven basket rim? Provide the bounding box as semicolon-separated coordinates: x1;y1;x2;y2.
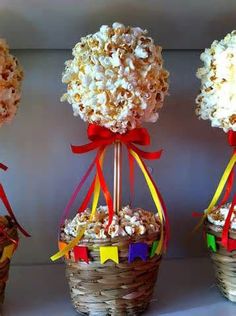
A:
61;230;160;245
205;219;236;238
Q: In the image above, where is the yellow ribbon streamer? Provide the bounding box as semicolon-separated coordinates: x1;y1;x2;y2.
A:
50;150;105;261
194;152;236;232
0;243;15;263
129;149;165;255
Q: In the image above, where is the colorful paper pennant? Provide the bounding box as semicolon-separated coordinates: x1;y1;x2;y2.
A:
0;243;15;263
128;242;148;263
206;233;216;252
100;246;119;264
73;246;89;263
58;241;70;259
150;241;159;258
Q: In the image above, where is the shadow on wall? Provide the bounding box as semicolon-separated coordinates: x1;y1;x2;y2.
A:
207;11;236;45
0;9;42;48
76;0;178;46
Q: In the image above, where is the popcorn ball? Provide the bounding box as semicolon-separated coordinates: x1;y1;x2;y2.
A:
61;22;169;133
196;31;236;132
0;39;23;127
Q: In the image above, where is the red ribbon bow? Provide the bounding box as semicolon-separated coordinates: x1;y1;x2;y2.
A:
0;163;30;237
71;124;162;160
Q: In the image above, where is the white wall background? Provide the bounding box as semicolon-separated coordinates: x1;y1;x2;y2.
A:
0;0;235;264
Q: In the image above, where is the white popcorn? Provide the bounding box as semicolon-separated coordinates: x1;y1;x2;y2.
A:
124;225;135;236
207;203;236;230
62;205;160;240
61;23;169;133
0;39;23;127
196;31;236;132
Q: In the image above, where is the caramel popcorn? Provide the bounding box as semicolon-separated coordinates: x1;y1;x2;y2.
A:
62;205;160;240
61;22;169;133
0;39;23;127
196;31;236;132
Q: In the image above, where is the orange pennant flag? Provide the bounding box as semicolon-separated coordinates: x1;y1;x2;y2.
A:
58;241;70;259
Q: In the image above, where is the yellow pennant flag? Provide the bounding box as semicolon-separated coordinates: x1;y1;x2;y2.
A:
100;246;119;264
0;243;15;263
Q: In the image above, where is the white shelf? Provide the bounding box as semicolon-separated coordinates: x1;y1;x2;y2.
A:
3;258;236;316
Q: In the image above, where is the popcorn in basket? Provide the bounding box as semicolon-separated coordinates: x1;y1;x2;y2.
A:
195;31;236;302
0;39;30;304
51;22;169;315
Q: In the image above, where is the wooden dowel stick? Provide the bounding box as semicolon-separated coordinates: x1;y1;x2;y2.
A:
113;141;122;214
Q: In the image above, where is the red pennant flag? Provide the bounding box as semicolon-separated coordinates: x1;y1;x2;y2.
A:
73;246;89;263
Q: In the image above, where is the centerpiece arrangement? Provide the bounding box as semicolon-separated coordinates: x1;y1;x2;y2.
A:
0;39;29;304
195;30;236;302
51;22;169;315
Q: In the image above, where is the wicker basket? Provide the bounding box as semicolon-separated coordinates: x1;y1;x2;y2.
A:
205;220;236;302
63;231;161;315
0;216;18;304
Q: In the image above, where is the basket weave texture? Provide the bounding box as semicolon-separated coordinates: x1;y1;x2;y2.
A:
0;216;18;303
63;231;161;315
206;220;236;302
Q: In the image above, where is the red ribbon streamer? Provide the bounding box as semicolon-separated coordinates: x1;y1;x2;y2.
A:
78;177;96;212
0;184;30;237
221;194;236;250
96;147;114;229
0;164;8;171
70;124;164;230
228;130;236;147
220;131;236;250
0;164;30;237
218;168;234;209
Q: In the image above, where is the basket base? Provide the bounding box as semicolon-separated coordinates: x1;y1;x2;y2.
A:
65;255;161;315
72;302;150;316
211;253;236;303
206;221;236;303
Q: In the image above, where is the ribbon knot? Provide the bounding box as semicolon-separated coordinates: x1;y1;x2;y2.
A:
85;124;150;145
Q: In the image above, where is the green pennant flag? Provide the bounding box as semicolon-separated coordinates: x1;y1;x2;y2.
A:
206;233;217;252
150;241;159;258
